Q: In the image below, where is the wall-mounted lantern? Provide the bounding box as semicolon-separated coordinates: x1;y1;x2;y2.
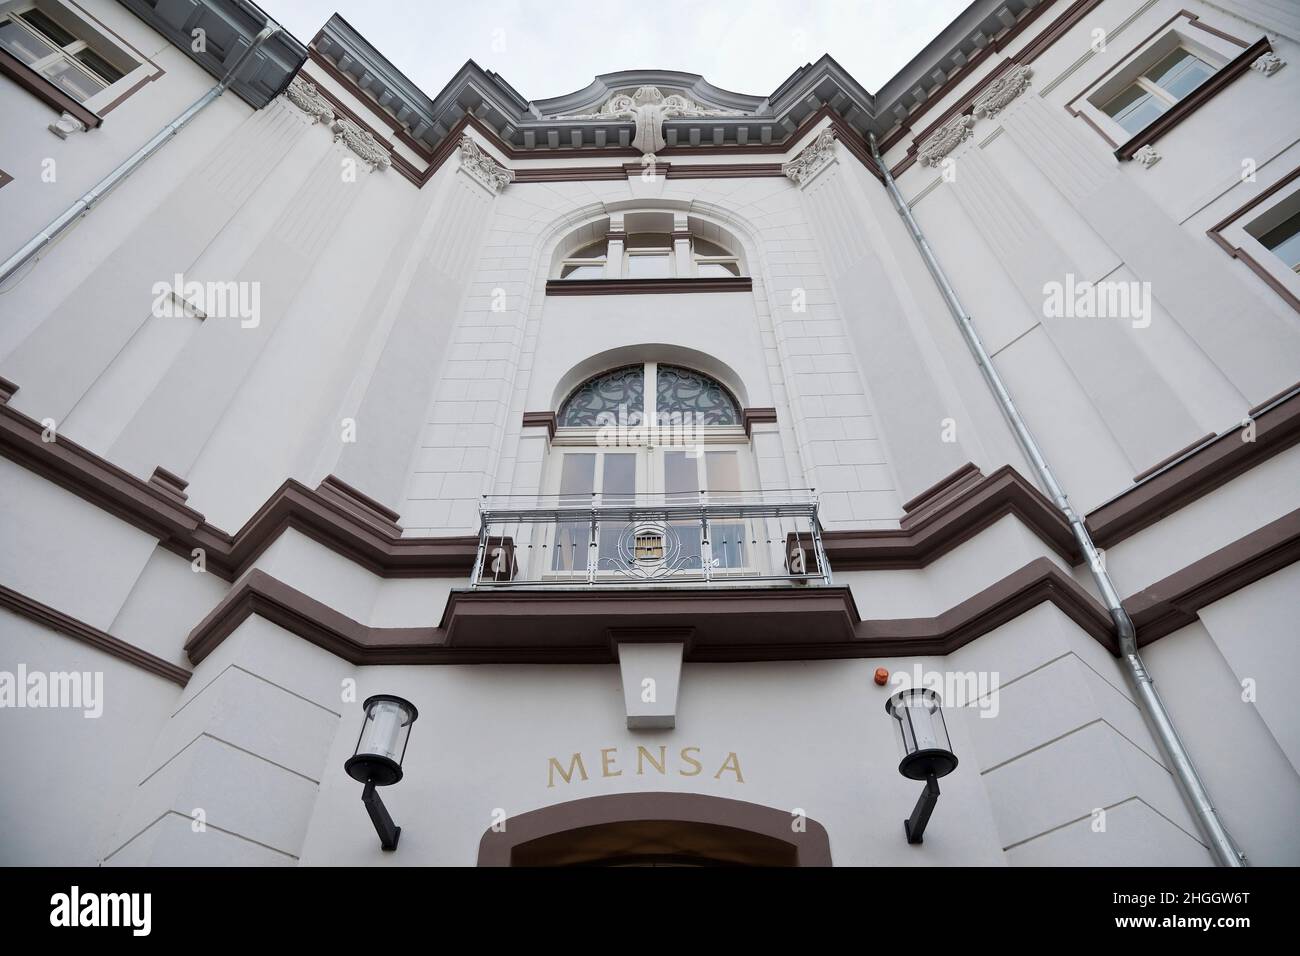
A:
344;695;418;851
885;688;958;844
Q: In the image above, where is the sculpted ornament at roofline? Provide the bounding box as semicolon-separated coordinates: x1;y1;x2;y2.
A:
555;85;739;156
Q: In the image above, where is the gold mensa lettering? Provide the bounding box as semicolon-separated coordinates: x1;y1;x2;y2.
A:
547;752;588;788
637;744;667;776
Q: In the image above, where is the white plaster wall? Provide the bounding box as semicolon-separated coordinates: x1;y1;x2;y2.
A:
0;614;180;865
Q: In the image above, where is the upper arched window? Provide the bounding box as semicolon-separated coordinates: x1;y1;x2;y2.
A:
558;362;740;428
555;214;744;280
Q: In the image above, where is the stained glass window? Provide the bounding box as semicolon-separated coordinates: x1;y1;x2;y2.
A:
655;365;740;426
558;365;645;427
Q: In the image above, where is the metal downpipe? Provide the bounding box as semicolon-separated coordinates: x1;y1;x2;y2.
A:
866;132;1244;867
0;23;282;289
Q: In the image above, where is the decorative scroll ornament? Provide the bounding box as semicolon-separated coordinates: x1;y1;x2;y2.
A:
285;76;335;125
973;64;1033;118
1133;144;1162;169
47;111;87;139
1250;51;1285;76
917;114;975;167
458;135;514;194
330;117;391;169
557;86;736;155
782;128;837;186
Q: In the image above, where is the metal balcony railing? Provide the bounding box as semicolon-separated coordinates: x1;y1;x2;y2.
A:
471;489;831;588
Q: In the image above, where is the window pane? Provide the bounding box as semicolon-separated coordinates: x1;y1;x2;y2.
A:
20;9;77;48
558;453;595;502
560;263;605;279
0;19;56;64
558;365;644;427
705;452;746;568
656;365;740;426
1103;84;1166;134
626;254;671;278
1259;211;1300;272
601;454;636;503
597;454;637;565
1144;48;1214;100
696;261;739;278
705;451;742;495
662;451;702;567
662;451;698;499
553;454;595;572
41;58;103;101
75;47;123;84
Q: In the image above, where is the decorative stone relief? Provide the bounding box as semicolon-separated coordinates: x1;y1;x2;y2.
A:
918;114;975;167
330;117;391;169
973;65;1033;119
1133;144;1162;169
782;128;837;186
557;86;737;156
1250;51;1285;76
47;112;86;139
458;134;514;193
285;76;335;124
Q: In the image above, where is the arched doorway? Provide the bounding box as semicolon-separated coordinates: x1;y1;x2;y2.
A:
478;793;831;867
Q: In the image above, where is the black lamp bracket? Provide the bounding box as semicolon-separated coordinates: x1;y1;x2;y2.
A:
362;779;401;851
904;773;941;844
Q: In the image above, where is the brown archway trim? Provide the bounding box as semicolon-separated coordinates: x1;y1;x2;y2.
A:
477;792;832;867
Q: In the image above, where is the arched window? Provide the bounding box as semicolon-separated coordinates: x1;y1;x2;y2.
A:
558;363;739;428
554;215;744;280
549;362;752;573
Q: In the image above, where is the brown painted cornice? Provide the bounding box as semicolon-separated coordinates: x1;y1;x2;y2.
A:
0;384;477;582
545;277;754;295
1124;508;1300;644
0;49;101;131
3;380;1297;589
184;560;1114;665
808;463;1080;570
5;380;1298;591
1087;385;1300;548
183;501;1300;667
0;583;190;686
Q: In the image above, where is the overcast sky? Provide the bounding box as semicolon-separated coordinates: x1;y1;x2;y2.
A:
268;0;971;101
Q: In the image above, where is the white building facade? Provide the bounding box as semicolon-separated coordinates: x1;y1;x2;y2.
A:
1;0;1299;866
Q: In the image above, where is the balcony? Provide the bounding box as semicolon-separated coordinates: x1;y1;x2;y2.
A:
471;489;831;589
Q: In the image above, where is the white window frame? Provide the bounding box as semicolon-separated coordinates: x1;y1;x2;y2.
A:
1208;168;1300;314
0;0;146;112
554;232;744;279
1071;13;1245;147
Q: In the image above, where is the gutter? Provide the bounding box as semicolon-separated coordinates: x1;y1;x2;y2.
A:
867;132;1245;867
0;22;283;289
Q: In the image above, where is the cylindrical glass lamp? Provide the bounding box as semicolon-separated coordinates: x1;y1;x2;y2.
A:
885;687;958;780
344;695;418;787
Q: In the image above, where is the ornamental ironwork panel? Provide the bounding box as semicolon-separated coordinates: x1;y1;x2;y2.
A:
558;365;645;427
655;365;739;425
